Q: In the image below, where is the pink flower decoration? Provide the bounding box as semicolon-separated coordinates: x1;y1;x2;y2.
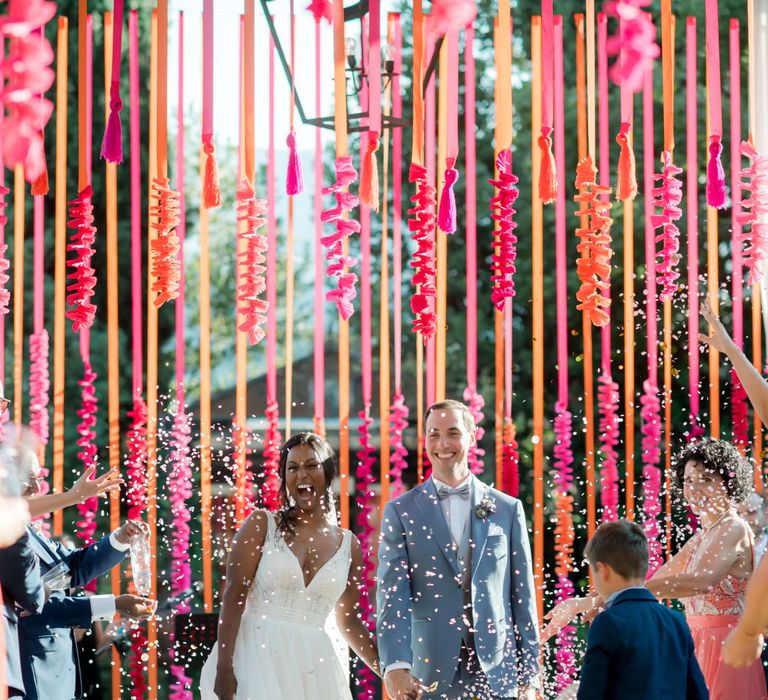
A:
407;163;437;339
261;400;282;509
738;141;768;285
388;392;409;500
0;0;56;36
640;379;662;574
29;329;49;445
426;0;477;35
75;362;99;545
321;157;360;320
66;186;98;333
306;0;332;23
652;150;683;301
604;1;660;93
236;181;269;345
488;148;519;311
463;386;485;475
150;177;181;307
597;372;620;522
124;396;148;520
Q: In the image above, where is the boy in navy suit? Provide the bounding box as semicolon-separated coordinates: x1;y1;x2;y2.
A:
577;520;709;700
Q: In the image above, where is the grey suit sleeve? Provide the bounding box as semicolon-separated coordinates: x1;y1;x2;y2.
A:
0;533;45;614
509;500;540;686
376;501;414;669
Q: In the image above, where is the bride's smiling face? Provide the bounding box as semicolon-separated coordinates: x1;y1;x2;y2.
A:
284;444;328;512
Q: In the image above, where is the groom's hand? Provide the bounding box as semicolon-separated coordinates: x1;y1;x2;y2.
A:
384;668;422;699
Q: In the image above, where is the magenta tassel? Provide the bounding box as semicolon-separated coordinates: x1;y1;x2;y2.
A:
101;82;124;163
706;134;727;208
285;129;304;195
438;157;458;234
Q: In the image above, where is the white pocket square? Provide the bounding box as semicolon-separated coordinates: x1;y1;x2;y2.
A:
487;523;505;537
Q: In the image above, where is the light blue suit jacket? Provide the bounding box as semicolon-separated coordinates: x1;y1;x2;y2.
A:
19;528;127;700
376;476;540;696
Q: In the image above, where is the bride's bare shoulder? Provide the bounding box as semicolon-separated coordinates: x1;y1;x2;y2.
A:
233;510;272;547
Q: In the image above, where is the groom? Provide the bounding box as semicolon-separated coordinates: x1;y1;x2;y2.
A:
377;400;540;699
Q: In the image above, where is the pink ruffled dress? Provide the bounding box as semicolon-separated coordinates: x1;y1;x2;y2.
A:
684;527;768;700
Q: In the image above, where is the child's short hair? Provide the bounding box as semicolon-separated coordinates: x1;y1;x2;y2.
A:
584;519;649;580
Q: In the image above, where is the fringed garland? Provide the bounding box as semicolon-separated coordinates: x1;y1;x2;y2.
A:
74;361;99;543
388;393;409;499
407;163;437;339
149;176;180;307
0;186;9;317
488;148;519;311
29;329;50;445
236;181;268;345
66;186;98;331
739;141;768;283
604;1;659;93
653;151;683;301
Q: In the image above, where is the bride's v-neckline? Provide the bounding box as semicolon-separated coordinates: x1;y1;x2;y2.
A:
274;521;346;589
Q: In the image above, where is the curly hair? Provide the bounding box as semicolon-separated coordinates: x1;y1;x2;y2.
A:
672;437;753;504
275;432;337;535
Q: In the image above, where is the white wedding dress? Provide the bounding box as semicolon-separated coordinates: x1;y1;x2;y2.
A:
199;514;353;700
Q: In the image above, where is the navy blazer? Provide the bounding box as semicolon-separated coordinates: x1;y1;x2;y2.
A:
0;533;46;697
19;528;127;700
577;588;709;700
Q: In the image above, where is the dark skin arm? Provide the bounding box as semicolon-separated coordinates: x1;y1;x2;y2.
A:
335;533;380;676
214;511;267;700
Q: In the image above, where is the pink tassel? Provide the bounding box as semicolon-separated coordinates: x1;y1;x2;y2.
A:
438;157;459;234
738;141;768;285
359;131;380;212
488;148;520;310
597;372;620;522
101;81;124;163
615;121;638;201
202;138;221;209
407;163;437;338
502;421;519;496
652;149;683;301
388;393;409;500
463;386;485;475
640;379;663;574
706;134;727;208
538;127;558;204
285;129;304;195
75;362;99;545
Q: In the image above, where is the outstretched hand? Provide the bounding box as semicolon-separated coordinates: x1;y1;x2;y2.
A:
699;298;736;355
541;596;601;643
71;466;123;504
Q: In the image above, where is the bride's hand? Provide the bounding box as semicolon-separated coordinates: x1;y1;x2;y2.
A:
214;664;238;700
699;298;736;356
540;596;600;643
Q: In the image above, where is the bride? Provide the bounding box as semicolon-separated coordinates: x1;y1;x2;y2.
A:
199;432;379;699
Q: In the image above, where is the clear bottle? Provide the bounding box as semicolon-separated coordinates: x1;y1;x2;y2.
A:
129;532;152;596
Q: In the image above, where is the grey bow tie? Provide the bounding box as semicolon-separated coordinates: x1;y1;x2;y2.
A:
437;483;471;500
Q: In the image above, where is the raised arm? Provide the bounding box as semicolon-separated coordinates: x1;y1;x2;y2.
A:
26;466;122;518
701;298;768;427
214;510;267;700
335;533;379;676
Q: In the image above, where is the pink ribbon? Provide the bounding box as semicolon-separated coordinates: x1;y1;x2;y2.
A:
312;16;325;430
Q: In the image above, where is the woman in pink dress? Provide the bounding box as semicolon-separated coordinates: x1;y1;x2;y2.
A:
543;438;767;700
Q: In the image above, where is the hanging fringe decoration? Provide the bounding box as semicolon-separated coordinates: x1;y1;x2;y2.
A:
615;122;637;201
739;141;768;284
124;397;148;520
150;176;181;307
232;419;256;520
306;0;333;23
29;329;49;444
604;1;659;93
74;362;99;544
236;181;268;345
360;131;380;212
538;128;557;203
640;379;663;573
437;157;459;234
652;150;683;301
101;0;125;163
321;156;360;320
128;626;149;699
262;400;282;509
285;129;304;196
706;135;727;208
488;148;519;311
388;392;409;499
407;163;437;338
463;386;485;475
66;186;98;332
0;0;56;182
597;373;620;521
574;156;613;326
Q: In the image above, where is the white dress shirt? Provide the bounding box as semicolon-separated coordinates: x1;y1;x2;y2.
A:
88;531;131;622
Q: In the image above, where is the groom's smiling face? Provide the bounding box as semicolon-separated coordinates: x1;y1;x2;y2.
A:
425;408;476;476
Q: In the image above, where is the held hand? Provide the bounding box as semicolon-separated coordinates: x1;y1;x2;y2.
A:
71;466;123;504
722;626;764;668
541;596;600;642
114;519;150;546
384;669;423;700
213;664;238;700
699;298;736;356
115;594;157;619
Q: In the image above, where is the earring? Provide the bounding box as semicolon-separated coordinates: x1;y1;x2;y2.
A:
325;487;338;524
287;493;296;508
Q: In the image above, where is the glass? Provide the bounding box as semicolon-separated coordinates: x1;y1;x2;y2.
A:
129;532;152;596
42;561;71;591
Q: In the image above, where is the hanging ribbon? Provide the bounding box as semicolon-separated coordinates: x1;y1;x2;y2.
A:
740;143;768;284
360;0;381;212
101;0;124;163
285;0;303;195
488;150;519;312
604;0;659;93
425;30;437;414
201;0;220;208
538;0;556;203
642;64;662;574
685;17;704;439
388;14;409;499
705;0;727;208
263;29;281;510
438;31;459;234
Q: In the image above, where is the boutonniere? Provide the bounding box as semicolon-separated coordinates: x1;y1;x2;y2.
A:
474;493;496;520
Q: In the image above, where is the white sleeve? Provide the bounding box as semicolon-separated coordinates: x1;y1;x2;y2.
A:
109;531;131;552
89;594;116;622
384;662;413;676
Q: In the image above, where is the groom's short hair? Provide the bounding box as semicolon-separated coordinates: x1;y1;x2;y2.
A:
424;399;476;434
584;519;649;580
